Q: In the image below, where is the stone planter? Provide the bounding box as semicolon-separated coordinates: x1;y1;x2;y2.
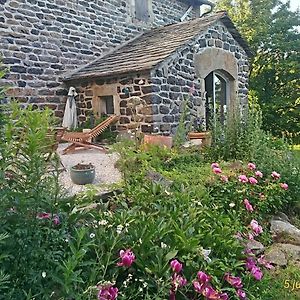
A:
70;163;95;185
187;132;211;146
143;134;173;149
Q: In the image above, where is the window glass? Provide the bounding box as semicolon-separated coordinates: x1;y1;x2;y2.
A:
99;96;114;115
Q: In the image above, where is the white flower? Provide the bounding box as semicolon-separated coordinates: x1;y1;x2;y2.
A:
229;202;235;208
201;248;212;263
138;238;142;244
99;220;108;226
42;271;47;278
116;224;123;234
160;242;167;249
90;233;95;238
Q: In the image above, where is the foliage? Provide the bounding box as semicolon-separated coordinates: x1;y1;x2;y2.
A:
217;0;300;141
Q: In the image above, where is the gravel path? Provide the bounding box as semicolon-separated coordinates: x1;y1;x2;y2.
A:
57;143;122;197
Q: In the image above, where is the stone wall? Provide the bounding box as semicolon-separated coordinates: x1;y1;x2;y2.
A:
72;72;161;133
0;0;197;117
149;20;249;135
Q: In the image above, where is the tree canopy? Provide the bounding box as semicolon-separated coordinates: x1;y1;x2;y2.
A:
217;0;300;141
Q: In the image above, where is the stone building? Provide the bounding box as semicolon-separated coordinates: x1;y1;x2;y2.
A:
0;0;251;135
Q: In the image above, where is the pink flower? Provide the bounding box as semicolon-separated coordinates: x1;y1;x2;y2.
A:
170;259;183;273
36;212;52;219
236;289;247;300
213;167;222;174
171;273;187;291
238;175;248;183
280;183;288;190
220;175;228;182
248;233;254;240
243;199;254;212
211;163;220;168
117;249;135;267
255;171;263;178
251;265;263;280
248;177;258;185
197;271;211;283
97;285;118;300
193;280;206;294
250;220;263;235
258;255;274;270
271;171;280;180
247;163;256;170
53;215;60;225
224;273;243;289
245;257;256;271
203;286;228;300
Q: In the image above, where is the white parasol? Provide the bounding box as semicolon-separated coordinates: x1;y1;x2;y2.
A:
62;86;78;130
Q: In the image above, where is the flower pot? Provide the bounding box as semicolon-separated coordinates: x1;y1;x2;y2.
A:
187;132;211;146
70;163;95;185
143;134;173;149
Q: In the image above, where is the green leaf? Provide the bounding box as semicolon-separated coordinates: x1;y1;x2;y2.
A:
165;250;178;261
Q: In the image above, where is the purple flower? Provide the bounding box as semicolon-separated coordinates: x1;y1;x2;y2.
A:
193;280;206;294
238;175;248;183
197;271;211;283
248;177;258;185
117;249;135;267
258;255;274;269
53;215;60;225
247;163;256;170
243;199;254;212
251;265;263;280
280;183;288;190
245;257;256;271
203;285;228;300
236;289;247;300
250;220;263;235
255;171;263;178
224;273;243;289
211;163;220;169
170;259;183;273
271;171;280;180
36;212;52;219
171;273;187;291
97;285;118;300
213;167;222;174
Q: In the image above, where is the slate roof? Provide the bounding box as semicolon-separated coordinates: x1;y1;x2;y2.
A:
64;11;251;82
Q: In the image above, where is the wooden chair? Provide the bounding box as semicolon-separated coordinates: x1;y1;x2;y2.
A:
61;115;119;154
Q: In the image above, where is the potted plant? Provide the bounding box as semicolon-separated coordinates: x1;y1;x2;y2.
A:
70;162;95;185
188;117;211;146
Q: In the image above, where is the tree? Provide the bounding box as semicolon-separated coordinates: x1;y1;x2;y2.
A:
217;0;300;141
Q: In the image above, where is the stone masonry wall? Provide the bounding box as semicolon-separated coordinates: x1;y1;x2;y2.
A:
0;0;196;117
72;71;161;133
149;20;249;135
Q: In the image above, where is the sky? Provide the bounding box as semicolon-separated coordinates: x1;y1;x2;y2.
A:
288;0;299;11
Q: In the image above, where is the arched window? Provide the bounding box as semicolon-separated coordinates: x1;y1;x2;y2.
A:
205;71;230;127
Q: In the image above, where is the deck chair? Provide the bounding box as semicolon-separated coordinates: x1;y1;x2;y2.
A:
61;115;118;154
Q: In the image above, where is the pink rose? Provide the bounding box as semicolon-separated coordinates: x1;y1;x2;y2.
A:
271;171;280;180
117;249;135;267
243;199;254;212
247;163;256;170
170;259;182;273
212;167;222;174
255;171;263;178
238;175;248;183
280;183;288;190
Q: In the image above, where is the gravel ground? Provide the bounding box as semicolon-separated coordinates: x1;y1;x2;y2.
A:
57;143;122;197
